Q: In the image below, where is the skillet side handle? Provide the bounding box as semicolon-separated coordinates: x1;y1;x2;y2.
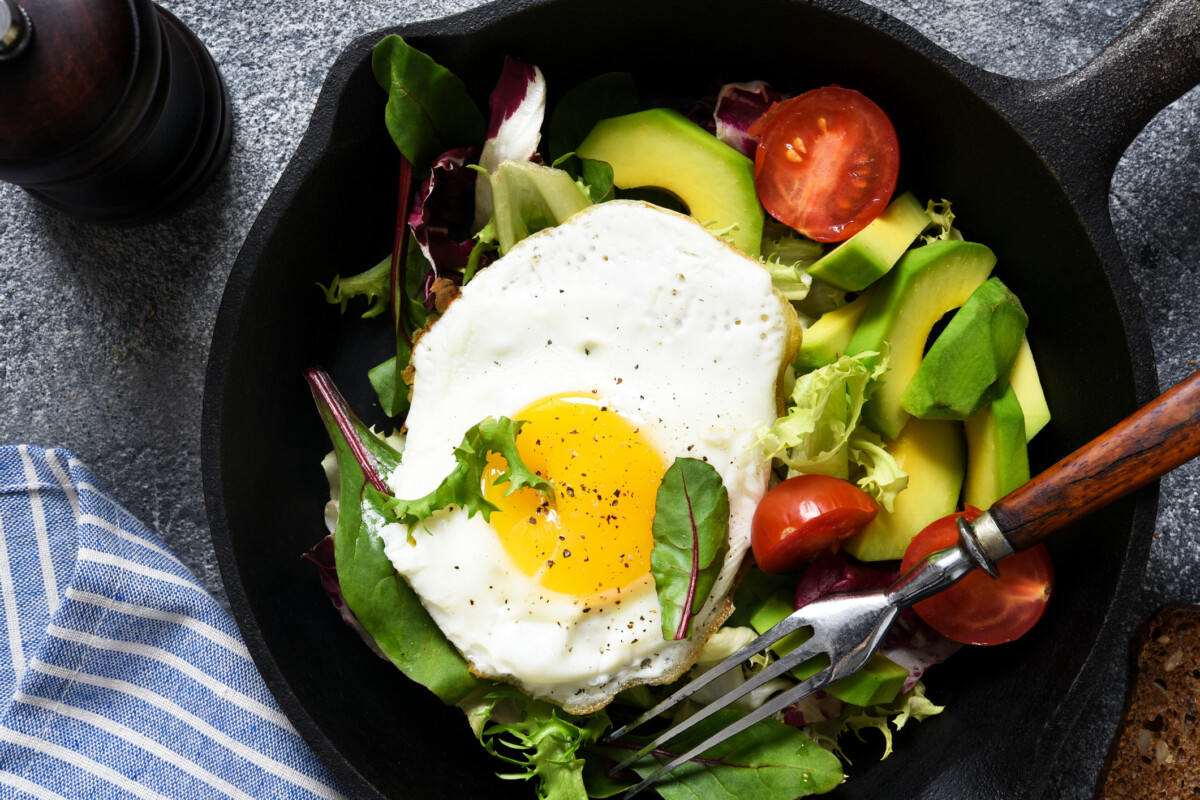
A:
990;371;1200;552
1014;0;1200;180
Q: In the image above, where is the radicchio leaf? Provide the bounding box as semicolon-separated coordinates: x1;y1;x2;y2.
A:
794;555;960;693
301;535;388;660
409;146;479;274
650;458;730;640
474;57;547;231
713;80;785;158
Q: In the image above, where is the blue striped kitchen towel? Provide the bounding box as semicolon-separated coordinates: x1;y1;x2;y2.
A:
0;446;349;800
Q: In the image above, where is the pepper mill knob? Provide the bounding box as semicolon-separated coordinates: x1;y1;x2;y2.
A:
0;0;231;224
0;0;33;61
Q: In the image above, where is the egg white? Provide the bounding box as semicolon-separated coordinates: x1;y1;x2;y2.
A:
380;200;797;712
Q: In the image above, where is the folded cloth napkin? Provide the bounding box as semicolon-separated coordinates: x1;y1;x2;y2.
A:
0;446;349;800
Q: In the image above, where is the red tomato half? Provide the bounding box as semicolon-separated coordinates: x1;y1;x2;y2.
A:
750;86;899;242
901;508;1054;646
751;475;878;573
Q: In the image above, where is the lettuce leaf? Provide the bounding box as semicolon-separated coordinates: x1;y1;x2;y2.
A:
758;351;888;476
848;427;909;513
386;415;554;533
465;685;609;800
483;160;592;254
919;199;963;244
801;682;944;761
318;254;391;319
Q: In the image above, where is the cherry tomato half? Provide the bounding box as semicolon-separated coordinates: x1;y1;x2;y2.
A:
751;475;878;573
749;86;899;242
901;508;1054;646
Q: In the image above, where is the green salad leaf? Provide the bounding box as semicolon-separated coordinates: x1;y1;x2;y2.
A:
650;458;731;640
371;35;486;174
760;352;886;474
848;427;909;513
482;160;593;254
471;685;610;800
387;415;554;533
318;254;391;319
803;682;944;761
308;370;482;703
606;709;843;798
546;72;639;163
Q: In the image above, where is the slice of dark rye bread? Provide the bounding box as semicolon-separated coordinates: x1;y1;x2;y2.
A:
1097;605;1200;798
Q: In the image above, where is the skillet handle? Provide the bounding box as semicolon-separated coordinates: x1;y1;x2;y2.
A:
1009;0;1200;181
989;370;1200;552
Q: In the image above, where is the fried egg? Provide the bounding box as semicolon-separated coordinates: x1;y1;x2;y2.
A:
380;200;799;713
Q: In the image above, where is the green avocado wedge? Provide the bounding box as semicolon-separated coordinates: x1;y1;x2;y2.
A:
795;287;876;371
806;191;931;291
750;591;909;706
902;277;1029;420
845;240;996;440
843;417;965;562
963;385;1031;509
1010;336;1052;440
576;108;764;256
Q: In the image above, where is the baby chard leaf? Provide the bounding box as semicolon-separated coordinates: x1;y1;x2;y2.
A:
305;368;482;703
371;35;486;175
611;709;843;798
650;458;730;641
387;416;554;533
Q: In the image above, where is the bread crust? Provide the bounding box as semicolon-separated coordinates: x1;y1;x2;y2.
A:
1097;604;1200;798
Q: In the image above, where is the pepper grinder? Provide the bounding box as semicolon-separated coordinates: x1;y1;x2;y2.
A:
0;0;232;224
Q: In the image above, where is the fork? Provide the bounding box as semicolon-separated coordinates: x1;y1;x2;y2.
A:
607;370;1200;798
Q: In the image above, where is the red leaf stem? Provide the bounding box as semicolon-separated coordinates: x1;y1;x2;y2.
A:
303;367;391;495
674;470;701;640
391;155;415;350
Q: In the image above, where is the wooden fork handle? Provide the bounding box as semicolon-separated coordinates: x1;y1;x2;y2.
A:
990;370;1200;552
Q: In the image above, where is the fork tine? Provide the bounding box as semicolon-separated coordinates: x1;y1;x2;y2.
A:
621;666;836;799
607;630;829;776
604;608;817;744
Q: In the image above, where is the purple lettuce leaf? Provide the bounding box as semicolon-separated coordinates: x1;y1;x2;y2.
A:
408;146;479;274
713;81;785;158
301;535;389;660
473;57;547;231
793;555;960;695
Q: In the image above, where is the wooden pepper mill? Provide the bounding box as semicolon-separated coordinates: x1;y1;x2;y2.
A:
0;0;231;224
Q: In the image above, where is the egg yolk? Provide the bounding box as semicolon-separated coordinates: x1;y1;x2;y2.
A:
482;394;666;598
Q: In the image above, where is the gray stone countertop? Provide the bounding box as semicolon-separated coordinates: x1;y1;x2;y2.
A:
0;0;1196;796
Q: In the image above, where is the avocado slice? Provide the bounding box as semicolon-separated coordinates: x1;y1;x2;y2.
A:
576;109;764;256
963;385;1030;509
806;192;930;292
902;277;1029;420
750;591;908;706
795;287;876;371
843;417;965;561
844;240;996;440
1010;336;1051;441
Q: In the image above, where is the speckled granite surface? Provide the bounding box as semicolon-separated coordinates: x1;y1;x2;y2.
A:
0;0;1196;796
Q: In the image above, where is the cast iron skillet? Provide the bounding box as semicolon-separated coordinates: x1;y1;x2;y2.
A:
203;0;1200;797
